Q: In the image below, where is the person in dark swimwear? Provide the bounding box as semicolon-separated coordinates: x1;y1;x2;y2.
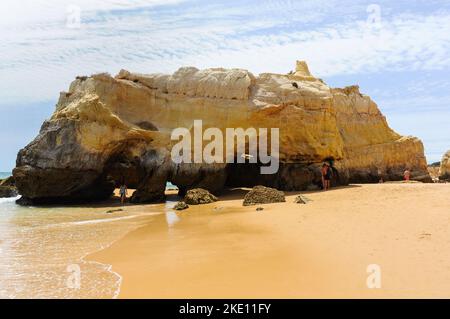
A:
322;163;332;191
119;183;128;205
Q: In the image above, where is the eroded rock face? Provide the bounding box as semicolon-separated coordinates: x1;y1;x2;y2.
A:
243;185;286;206
13;61;431;205
440;151;450;181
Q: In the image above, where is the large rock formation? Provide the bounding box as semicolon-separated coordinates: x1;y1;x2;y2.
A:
440;150;450;181
13;61;431;205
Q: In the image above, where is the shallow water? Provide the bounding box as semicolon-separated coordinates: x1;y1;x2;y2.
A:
0;196;168;298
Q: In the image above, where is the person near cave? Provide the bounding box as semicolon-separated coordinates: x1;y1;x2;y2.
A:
119;181;128;204
322;163;332;191
378;168;384;183
404;168;411;182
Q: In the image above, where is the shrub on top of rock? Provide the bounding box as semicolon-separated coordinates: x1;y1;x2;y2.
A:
243;185;285;206
184;188;218;205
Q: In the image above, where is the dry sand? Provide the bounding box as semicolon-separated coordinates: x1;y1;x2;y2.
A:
89;183;450;298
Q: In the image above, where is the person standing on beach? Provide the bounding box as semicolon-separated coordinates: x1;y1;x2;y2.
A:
404;169;411;181
378;168;384;183
119;183;128;204
322;163;332;191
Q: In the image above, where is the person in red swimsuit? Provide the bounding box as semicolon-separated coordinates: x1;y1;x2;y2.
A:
404;169;411;181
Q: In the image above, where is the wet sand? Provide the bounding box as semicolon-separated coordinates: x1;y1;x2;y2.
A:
89;183;450;298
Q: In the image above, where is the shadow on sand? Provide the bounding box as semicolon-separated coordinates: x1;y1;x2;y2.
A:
17;185;363;209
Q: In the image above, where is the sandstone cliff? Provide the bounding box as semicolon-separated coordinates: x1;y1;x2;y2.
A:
440;150;450;181
13;61;431;204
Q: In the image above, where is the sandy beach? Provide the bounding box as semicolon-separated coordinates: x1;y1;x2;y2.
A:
88;183;450;298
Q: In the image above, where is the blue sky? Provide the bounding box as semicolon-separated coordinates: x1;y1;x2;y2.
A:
1;0;449;171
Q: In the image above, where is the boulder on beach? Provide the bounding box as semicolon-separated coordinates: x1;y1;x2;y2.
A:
0;186;18;198
183;189;218;205
243;185;285;206
174;201;189;210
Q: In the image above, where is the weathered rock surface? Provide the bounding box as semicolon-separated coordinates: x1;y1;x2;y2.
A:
0;176;15;187
0;186;18;198
184;188;218;205
243;185;286;206
440;151;450;181
13;61;431;205
174;201;189;210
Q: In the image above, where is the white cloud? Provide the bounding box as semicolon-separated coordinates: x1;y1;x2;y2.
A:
0;0;183;27
0;1;450;103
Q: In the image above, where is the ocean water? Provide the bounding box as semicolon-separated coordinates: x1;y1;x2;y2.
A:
0;173;179;298
0;195;173;298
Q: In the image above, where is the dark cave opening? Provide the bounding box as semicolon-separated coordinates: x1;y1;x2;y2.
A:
103;153;143;189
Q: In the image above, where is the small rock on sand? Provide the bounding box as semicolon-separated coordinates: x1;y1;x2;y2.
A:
0;186;18;198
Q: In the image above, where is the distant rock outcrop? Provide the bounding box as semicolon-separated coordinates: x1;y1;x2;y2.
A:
13;61;431;205
0;186;18;198
294;195;311;204
440;151;450;181
0;176;15;187
0;176;18;198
